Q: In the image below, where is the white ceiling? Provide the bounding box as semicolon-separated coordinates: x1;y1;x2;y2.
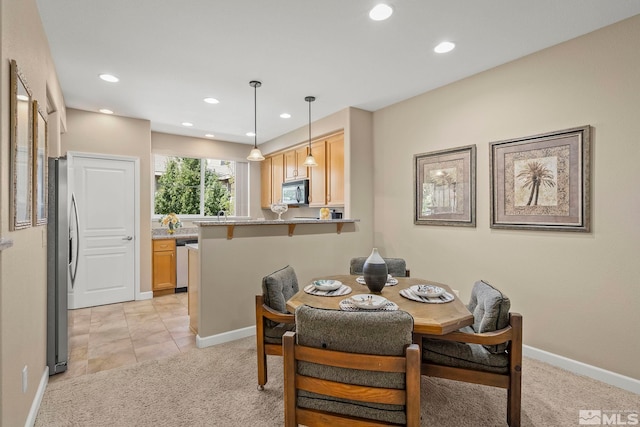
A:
36;1;640;145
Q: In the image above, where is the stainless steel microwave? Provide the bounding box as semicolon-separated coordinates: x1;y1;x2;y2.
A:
281;179;309;205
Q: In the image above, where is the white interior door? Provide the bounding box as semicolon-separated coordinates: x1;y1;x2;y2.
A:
68;154;137;309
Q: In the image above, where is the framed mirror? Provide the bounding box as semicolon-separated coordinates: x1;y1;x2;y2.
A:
10;59;33;230
33;100;48;226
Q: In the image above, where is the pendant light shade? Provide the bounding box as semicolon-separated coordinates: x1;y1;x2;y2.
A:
302;95;318;167
247;80;265;162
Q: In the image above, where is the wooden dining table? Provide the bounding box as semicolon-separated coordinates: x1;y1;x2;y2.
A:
286;274;474;335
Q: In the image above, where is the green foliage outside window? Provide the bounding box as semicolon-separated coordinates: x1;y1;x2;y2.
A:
154;156;233;216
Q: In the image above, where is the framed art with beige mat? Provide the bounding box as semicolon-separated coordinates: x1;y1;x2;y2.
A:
490;125;591;231
414;144;476;227
9;59;33;230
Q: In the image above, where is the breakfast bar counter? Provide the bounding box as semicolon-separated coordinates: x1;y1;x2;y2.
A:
195;218;358;239
190;218;365;348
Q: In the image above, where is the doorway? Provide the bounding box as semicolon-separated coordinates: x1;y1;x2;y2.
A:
68;152;139;309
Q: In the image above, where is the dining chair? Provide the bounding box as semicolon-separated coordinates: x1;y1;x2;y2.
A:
283;305;421;426
417;280;523;427
349;256;410;277
255;265;298;390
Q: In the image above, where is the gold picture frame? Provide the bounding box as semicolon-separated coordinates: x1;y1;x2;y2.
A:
414;145;476;227
9;60;33;230
33;100;48;226
489;125;591;231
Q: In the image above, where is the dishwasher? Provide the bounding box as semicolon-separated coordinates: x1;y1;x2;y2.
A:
175;239;197;292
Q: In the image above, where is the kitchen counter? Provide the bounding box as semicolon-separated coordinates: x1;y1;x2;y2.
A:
152;227;198;240
195;218;357;226
195;218;358;239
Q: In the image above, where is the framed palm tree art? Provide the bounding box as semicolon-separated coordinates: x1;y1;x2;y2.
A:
414;145;476;227
489;126;591;231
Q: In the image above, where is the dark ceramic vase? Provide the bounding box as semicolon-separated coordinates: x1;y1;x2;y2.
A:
363;248;388;293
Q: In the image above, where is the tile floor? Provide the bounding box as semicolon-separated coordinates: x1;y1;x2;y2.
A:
49;292;196;383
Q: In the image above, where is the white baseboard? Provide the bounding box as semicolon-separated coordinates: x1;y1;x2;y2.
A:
523;345;639;395
196;326;256;348
25;366;49;427
136;291;153;301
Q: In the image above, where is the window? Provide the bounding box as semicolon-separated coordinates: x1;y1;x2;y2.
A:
153;155;248;217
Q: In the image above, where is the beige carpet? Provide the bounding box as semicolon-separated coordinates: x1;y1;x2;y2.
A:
35;336;638;426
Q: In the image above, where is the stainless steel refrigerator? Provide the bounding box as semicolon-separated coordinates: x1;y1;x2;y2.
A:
47;157;76;375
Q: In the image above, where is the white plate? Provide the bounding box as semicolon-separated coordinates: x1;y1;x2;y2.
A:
356;275;399;285
313;279;342;291
350;294;388;309
412;284;444;298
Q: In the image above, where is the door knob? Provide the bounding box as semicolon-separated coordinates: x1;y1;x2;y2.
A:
122;236;133;241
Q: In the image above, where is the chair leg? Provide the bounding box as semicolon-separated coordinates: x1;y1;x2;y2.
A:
507;370;521;427
255;296;267;390
257;342;267;390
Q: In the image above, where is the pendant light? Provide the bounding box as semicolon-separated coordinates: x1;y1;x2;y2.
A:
246;80;265;161
302;96;318;167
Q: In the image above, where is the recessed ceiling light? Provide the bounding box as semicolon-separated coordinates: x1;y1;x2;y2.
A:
280;113;291;119
434;41;456;53
369;4;393;21
205;134;215;138
182;122;194;127
246;132;256;137
99;73;119;83
203;97;219;104
99;108;114;114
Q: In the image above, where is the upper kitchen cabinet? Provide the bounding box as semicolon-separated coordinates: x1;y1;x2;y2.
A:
284;146;309;181
261;132;343;208
260;156;272;209
308;140;327;207
271;153;285;205
261;153;284;207
326;133;344;206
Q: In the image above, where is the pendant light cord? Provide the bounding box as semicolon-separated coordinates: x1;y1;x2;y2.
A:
305;96;315;150
308;98;312;149
254;83;258;149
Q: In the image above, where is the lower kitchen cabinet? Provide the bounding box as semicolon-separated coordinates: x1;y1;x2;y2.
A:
152;239;176;295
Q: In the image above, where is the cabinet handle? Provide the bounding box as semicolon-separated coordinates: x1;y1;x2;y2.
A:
327;194;331;202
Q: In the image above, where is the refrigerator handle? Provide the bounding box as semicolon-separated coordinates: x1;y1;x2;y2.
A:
70;192;80;287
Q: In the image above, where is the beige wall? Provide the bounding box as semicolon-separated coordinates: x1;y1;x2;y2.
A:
373;15;640;379
0;0;66;425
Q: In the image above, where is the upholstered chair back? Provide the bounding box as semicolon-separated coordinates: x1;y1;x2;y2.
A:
262;265;299;328
349;256;408;277
468;280;511;353
294;305;414;425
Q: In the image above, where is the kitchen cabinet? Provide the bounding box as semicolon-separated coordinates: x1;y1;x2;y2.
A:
261;153;285;207
327;134;344;206
152;239;176;294
261;133;343;208
308;140;327;207
271;153;284;204
260;157;272;209
284;146;309;181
